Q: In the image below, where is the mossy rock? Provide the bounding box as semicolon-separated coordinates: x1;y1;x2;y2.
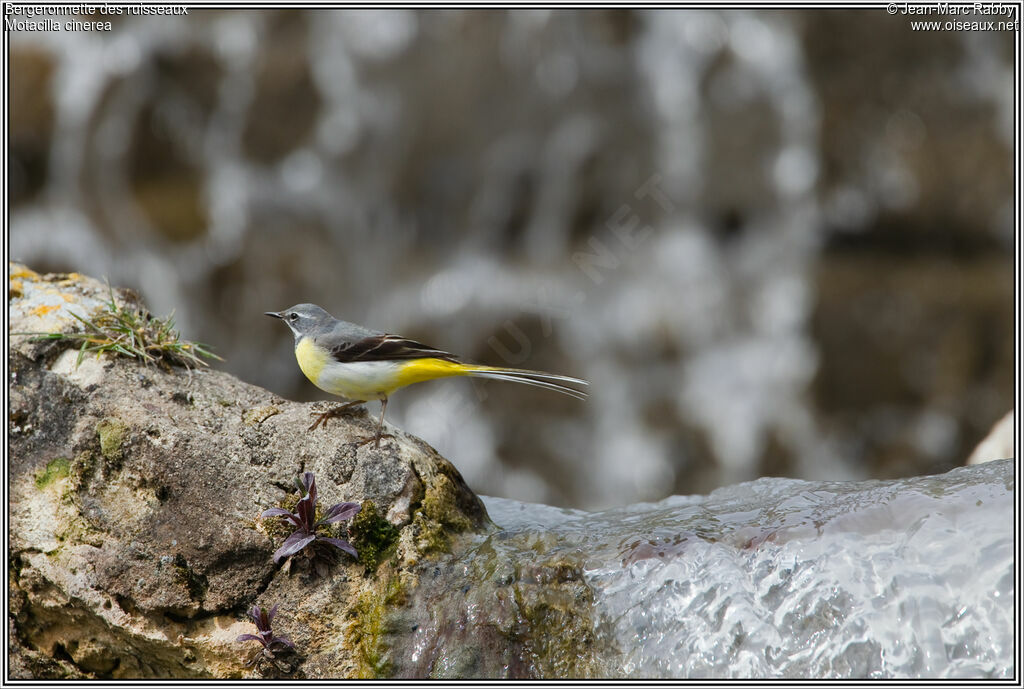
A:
348;587;394;678
35;457;70;489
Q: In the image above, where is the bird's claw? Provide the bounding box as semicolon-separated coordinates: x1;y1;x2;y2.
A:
307;402;364;431
354;432;395;449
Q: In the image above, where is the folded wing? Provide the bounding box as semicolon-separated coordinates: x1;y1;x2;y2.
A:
331;334;460;364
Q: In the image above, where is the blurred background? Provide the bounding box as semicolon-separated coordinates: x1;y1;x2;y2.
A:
9;9;1015;509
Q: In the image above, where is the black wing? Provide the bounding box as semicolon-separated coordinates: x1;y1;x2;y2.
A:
330;334;461;364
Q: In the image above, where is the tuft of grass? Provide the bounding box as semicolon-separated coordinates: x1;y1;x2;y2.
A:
16;283;222;370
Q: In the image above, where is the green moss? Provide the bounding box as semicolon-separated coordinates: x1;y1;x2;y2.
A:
348;501;399;571
346;573;411;678
36;455;105;547
413;513;451;554
96;418;128;462
500;557;615;678
381;573;407;607
516;575;594;674
35;457;70;489
349;589;394;678
411;472;481;555
422;474;475;532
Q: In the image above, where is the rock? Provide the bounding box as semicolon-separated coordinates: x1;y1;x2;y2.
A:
967;410;1014;465
8;264;489;679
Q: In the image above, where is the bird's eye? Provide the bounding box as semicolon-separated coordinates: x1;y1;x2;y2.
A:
289;313;299;321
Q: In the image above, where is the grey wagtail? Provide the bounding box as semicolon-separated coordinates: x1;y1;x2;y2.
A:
266;304;588;448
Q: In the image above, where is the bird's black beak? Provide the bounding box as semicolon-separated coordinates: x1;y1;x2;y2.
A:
265;311;283;319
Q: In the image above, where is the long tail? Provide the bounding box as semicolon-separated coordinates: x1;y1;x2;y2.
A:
462;365;589;401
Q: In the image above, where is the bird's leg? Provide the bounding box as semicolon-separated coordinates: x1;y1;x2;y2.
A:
356;396;394;448
375;396;388;448
308;400;365;431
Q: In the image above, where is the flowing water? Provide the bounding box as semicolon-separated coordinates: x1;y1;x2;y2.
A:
402;459;1013;678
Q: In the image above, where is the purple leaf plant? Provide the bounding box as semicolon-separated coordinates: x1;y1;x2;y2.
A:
237;604;295;670
262;472;360;575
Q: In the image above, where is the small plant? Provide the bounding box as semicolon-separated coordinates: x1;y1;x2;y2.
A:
237;604;295;672
262;472;361;577
16;283;221;370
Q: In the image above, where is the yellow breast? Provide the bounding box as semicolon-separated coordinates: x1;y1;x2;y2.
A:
294;336;329;385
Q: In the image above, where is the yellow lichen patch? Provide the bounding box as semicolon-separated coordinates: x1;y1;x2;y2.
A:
10;279;23;298
242;405;281;426
9;264;39;280
57;273;83;286
30;304;61;317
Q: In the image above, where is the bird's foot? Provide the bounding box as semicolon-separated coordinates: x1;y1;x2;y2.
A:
308;401;365;431
355;432;396;449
